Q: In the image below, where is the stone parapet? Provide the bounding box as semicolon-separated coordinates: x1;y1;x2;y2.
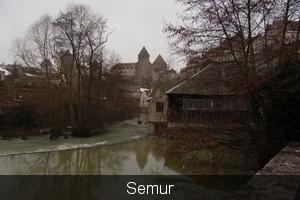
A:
230;142;300;200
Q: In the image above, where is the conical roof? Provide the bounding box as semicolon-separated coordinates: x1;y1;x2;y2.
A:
153;54;167;65
64;49;72;55
138;46;150;57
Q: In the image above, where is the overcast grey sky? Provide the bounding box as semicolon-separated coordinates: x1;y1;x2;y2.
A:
0;0;185;70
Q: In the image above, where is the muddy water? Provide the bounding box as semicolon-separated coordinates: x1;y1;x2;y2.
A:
0;118;147;157
0;138;181;175
0;118;253;176
0;118;253;199
0;119;183;175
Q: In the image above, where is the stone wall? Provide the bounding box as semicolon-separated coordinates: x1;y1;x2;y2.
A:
230;142;300;199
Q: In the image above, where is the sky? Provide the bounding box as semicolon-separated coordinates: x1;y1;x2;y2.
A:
0;0;186;71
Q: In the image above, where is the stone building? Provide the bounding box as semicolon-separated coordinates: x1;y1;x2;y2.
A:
111;46;167;88
147;90;168;133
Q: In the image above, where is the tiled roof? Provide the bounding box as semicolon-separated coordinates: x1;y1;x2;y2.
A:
166;63;239;95
153;54;167;65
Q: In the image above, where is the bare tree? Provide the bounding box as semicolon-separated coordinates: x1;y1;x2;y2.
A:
164;0;299;78
153;56;178;93
164;0;300;166
102;49;122;72
11;14;64;136
52;3;114;136
12;3;114;137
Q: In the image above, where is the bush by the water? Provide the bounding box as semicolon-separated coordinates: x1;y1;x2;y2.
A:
0;103;40;129
151;125;258;173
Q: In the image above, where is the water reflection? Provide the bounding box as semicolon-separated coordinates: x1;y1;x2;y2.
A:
0;136;250;200
0;139;181;175
134;137;149;171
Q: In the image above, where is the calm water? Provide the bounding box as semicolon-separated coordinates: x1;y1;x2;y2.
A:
0;118;252;199
0;119;183;175
0;138;182;175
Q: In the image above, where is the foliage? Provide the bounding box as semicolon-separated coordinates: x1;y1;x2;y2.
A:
151;125;257;172
0;103;39;129
0;81;8;98
248;59;300;164
12;103;39;128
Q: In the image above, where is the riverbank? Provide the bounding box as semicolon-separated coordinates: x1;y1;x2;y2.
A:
0;118;148;157
148;125;259;175
0;115;139;140
0;128;44;140
0;127;107;140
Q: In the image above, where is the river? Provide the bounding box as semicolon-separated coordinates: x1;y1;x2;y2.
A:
0;118;152;175
0;118;252;199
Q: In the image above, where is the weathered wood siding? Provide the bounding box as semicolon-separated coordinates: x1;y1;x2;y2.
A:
168;94;251;124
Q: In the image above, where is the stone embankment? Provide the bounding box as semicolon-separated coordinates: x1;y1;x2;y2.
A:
230;142;300;199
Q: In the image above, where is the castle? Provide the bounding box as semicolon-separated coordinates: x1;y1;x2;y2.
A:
111;46;167;88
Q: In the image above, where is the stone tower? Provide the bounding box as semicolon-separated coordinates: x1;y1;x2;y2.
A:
136;46;152;87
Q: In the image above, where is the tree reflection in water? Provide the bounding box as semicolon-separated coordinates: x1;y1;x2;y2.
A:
0;139;243;200
0;141;138;175
0;139;179;175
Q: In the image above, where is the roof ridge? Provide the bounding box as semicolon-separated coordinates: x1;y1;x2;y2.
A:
166;65;211;94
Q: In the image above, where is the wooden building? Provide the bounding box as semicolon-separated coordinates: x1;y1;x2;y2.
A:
148;63;251;133
166;64;250;125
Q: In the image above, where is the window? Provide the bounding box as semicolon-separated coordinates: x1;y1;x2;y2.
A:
183;99;211;110
156;102;164;112
221;99;235;110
